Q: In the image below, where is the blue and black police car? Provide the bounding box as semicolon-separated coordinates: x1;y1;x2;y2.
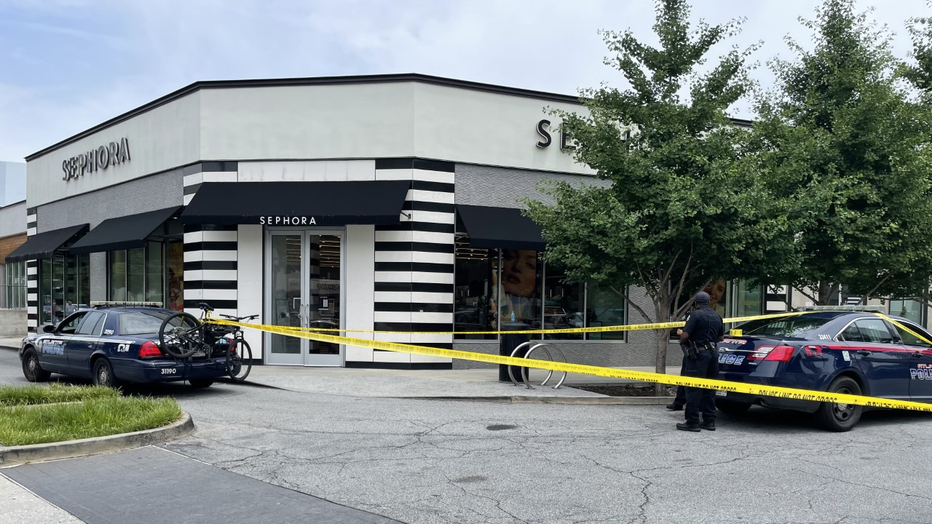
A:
715;307;932;431
19;303;229;388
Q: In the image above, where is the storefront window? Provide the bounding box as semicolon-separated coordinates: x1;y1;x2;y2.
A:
127;247;145;301
731;280;763;318
4;261;26;309
38;254;89;325
146;243;163;306
453;240;496;340
453;242;631;341
494;248;542;331
109;242;172;306
167;241;184;311
544;265;583;340
890;299;924;325
586;282;627;341
109;250;127;301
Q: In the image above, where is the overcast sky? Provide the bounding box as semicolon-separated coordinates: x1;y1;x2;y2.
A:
0;0;926;162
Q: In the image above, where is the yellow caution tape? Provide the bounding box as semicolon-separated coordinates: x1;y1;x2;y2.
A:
207;317;932;413
239;310;809;337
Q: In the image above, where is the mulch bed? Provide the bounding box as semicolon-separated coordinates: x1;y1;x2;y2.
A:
570;384;677;397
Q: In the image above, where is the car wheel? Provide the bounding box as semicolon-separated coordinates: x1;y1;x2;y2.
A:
188;379;214;388
22;349;51;382
815;376;863;432
93;359;120;389
715;399;751;415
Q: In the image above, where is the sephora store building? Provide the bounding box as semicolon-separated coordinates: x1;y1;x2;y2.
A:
11;74;719;369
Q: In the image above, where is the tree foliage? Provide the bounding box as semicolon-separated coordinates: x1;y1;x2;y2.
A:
755;0;932;305
524;0;786;374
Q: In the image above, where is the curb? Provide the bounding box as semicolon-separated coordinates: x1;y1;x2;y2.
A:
0;411;195;467
408;395;675;405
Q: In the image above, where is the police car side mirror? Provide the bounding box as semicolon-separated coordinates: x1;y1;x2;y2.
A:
42;324;55;333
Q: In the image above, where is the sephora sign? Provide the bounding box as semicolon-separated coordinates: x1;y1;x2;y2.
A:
62;137;131;182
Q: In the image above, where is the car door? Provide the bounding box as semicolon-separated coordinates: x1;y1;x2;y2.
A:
838;318;911;400
887;319;932;402
39;312;87;374
65;311;107;378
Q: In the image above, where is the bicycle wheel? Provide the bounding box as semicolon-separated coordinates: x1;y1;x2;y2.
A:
159;312;203;358
226;338;252;382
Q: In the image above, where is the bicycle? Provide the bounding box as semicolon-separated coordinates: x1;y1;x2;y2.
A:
158;302;256;382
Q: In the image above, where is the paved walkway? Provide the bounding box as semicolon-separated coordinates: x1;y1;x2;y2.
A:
0;335;678;524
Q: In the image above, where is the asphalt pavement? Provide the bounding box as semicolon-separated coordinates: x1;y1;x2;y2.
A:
5;338;932;523
0;337;675;524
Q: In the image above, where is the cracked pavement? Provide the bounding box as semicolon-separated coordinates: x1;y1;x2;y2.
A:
164;382;932;524
2;347;931;524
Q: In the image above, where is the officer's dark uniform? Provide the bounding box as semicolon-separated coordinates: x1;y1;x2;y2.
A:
677;293;724;432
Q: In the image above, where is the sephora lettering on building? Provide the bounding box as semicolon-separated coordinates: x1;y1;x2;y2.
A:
259;216;318;225
62;137;131;182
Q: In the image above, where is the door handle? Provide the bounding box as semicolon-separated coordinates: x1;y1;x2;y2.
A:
855;350;871;356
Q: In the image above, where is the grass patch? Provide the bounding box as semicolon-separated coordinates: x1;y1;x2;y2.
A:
0;393;182;446
0;384;118;406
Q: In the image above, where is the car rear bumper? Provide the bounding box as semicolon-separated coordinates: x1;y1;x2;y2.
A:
113;357;228;383
713;390;820;413
715;371;822;413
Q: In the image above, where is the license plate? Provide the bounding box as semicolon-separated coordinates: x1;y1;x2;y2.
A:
715;390;727;397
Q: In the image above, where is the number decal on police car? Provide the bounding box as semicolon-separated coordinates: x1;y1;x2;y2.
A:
718;354;745;365
116;344;129;353
161;368;176;375
104;329;114;335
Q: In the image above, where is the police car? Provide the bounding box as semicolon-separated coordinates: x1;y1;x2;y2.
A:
715;307;932;431
19;303;229;388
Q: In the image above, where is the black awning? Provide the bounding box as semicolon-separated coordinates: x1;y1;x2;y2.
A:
5;224;89;263
69;206;182;254
456;205;545;250
180;181;411;226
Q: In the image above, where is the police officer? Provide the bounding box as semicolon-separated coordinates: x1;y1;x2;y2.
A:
676;290;724;432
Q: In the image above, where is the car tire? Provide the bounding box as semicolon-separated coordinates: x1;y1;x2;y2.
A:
815;376;863;432
715;399;751;415
22;348;51;382
93;358;120;389
188;379;214;388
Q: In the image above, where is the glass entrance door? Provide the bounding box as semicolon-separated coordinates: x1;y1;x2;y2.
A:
266;230;343;366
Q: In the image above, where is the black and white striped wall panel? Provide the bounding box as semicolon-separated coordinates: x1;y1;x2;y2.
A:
373;158;455;365
25;207;37;332
182;163;239;319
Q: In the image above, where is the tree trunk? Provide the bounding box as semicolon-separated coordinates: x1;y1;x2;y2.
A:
654;328;668;395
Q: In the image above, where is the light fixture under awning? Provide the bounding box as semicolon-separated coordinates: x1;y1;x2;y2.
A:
180;181;411;226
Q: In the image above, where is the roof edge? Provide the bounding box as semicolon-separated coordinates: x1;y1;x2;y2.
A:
25;73;586;161
26;72;756;161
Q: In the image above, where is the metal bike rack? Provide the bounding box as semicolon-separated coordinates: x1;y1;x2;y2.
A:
508;341;568;390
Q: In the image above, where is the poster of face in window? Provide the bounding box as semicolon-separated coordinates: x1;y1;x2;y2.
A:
491;249;541;328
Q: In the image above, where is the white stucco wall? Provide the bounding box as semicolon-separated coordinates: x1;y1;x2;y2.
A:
26;92;202;208
27;80;593;206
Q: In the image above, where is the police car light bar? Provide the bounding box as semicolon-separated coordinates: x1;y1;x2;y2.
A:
798;305;885;313
90;301;163;308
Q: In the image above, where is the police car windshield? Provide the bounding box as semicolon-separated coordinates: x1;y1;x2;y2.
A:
739;316;832;338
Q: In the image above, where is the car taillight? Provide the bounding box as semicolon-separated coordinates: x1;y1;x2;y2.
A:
139;341;163;358
764;345;796;361
749;345;796;361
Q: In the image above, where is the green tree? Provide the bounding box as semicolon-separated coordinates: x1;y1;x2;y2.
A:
525;0;789;377
903;10;932;101
755;0;932;306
